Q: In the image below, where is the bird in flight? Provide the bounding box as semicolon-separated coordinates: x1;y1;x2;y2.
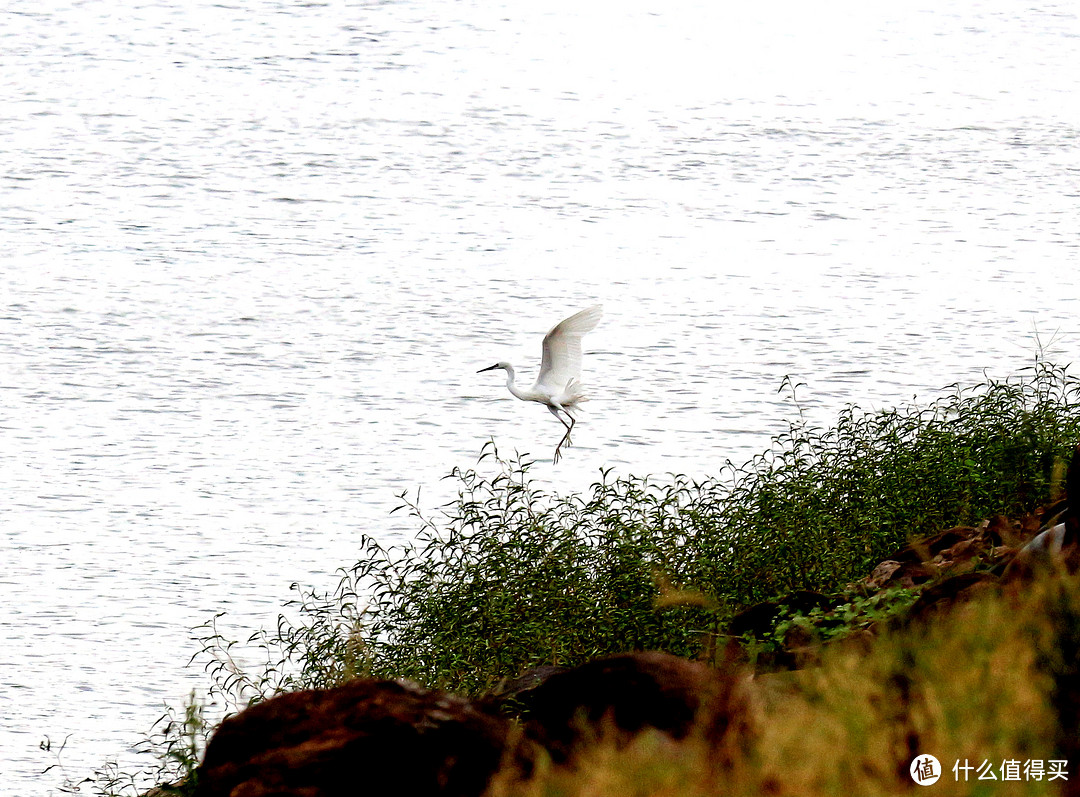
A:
478;305;603;464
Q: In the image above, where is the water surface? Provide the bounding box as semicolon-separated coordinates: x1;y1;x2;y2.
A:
2;0;1079;791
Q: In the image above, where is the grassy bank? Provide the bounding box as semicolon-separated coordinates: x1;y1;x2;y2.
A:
67;360;1080;795
221;360;1080;697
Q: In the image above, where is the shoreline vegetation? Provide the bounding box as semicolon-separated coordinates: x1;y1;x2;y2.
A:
60;360;1080;796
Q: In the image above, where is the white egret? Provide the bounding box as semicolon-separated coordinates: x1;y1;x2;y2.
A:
479;305;603;464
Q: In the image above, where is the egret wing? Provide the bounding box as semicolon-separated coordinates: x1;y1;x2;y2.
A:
535;305;602;393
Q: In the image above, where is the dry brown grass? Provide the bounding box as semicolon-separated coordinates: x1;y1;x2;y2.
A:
493;572;1079;797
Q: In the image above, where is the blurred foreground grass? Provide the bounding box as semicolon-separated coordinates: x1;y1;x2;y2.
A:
493;569;1080;797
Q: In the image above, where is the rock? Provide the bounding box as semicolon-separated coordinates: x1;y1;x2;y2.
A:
889;526;978;564
728;601;786;640
866;560;902;589
936;537;980;567
509;651;752;765
487;664;569;710
902;572;998;625
986;514;1028;546
1004;521;1080;579
871;516;1024;587
195;654;754;795
729;591;832;639
1004;444;1080;580
195;678;517;797
867;559;937;590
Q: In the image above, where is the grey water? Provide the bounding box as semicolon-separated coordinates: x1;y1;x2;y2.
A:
2;0;1079;791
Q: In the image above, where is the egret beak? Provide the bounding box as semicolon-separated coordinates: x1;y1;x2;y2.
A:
477;364;500;373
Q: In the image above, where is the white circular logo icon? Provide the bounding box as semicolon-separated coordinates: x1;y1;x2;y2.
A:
911;754;941;786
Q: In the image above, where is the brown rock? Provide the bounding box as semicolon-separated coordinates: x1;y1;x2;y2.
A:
729;591;832;639
511;651;752;765
890;526;978;564
866;560;902;589
487;665;569;706
986;514;1023;546
938;538;980;566
903;572;998;625
195;679;516;797
885;560;937;589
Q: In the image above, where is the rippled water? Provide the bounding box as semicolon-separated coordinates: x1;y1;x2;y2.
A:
3;0;1079;791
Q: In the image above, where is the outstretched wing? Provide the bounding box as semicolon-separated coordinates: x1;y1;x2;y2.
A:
535;305;602;393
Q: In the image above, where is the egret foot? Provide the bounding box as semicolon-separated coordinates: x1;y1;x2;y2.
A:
553;430;574;464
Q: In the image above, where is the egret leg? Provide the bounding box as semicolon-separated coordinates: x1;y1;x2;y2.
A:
549;407;575;464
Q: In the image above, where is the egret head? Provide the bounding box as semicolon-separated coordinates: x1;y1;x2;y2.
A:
478;361;512;374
